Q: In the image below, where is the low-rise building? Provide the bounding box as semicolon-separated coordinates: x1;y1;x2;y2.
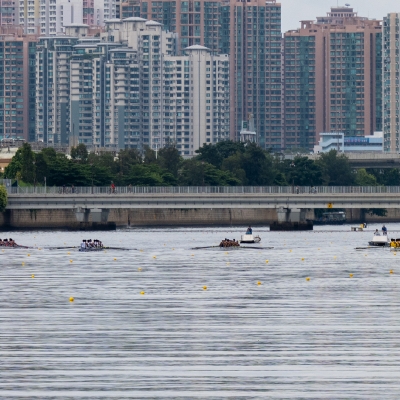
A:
314;132;383;153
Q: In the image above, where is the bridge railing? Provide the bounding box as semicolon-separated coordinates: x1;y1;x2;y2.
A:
5;185;400;195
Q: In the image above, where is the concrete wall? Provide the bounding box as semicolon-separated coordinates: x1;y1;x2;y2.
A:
0;208;400;230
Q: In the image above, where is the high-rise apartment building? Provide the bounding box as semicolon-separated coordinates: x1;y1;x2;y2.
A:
383;13;400;152
0;0;18;25
118;0;281;149
19;0;40;34
36;18;229;154
283;7;382;150
0;27;37;141
83;0;95;25
35;27;84;144
231;0;281;149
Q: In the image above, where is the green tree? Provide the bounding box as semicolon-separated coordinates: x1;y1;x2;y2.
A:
4;149;23;179
143;147;157;164
157;146;182;177
179;159;240;186
355;168;378;186
221;152;247;184
316;150;354;186
20;143;36;184
196;141;245;169
125;164;164;186
70;143;89;163
241;143;275;185
283;157;323;186
0;185;7;212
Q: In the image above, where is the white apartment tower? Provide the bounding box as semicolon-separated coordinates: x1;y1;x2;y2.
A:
36;17;230;155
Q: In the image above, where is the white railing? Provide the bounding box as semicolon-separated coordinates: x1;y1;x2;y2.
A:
5;186;400;195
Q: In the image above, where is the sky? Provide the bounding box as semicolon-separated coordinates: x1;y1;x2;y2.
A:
281;0;400;32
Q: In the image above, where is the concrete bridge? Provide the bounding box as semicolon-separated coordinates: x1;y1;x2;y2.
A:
285;153;400;169
5;186;400;210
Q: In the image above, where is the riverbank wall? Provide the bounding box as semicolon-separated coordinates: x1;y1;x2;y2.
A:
0;208;400;230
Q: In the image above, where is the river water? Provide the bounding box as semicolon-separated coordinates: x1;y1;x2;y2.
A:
0;225;400;399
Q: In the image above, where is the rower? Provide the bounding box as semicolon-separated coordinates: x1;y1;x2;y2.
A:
4;239;9;247
81;239;86;250
9;238;15;247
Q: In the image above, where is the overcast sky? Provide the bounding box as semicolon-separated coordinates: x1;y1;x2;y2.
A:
281;0;400;32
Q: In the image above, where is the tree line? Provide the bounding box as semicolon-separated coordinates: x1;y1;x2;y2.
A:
3;141;400;187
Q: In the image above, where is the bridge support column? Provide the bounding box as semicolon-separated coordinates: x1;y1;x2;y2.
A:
74;208;115;230
271;207;313;231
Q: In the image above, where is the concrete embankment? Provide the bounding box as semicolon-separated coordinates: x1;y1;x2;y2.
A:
0;208;400;230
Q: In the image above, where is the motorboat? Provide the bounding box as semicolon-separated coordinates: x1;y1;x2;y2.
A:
240;234;261;244
368;235;389;247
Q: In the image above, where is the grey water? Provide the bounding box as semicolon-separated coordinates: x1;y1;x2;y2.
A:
0;225;400;399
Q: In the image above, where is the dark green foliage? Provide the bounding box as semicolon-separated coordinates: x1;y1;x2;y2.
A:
0;185;7;212
278;157;323;186
316;150;355;186
70;143;89;163
8;142;400;188
157;147;182;177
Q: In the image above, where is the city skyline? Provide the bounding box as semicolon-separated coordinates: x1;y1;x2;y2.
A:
282;0;398;32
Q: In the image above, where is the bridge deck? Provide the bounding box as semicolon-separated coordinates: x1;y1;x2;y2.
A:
6;192;400;209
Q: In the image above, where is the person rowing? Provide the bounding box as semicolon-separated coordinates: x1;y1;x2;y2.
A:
81;239;86;250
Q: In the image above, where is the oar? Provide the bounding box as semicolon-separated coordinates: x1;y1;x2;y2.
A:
47;246;79;250
103;247;136;251
355;246;387;250
192;246;221;250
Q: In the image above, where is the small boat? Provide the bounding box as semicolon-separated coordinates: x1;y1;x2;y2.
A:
368;235;389;247
240;234;261;244
79;247;105;252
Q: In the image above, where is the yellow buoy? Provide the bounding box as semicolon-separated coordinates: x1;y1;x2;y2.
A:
138;267;142;271
113;258;117;261
226;262;230;265
31;274;35;278
69;297;74;302
225;252;228;255
334;256;337;259
394;253;397;256
349;273;354;278
70;260;73;263
289;250;292;253
257;281;262;285
390;269;394;274
301;258;305;261
67;252;70;255
27;254;30;257
140;249;143;252
203;286;207;290
140;291;145;295
305;277;310;281
318;248;320;250
191;254;194;256
172;248;175;250
153;256;157;259
265;260;269;264
21;262;25;266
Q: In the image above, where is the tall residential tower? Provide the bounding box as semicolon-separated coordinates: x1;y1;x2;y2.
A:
283;7;382;150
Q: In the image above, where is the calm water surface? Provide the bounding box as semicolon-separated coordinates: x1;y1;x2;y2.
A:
1;225;400;399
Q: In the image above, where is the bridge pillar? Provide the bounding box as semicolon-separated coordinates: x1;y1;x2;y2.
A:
271;207;313;231
74;208;115;230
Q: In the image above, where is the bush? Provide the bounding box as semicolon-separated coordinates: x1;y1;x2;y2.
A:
0;185;7;212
